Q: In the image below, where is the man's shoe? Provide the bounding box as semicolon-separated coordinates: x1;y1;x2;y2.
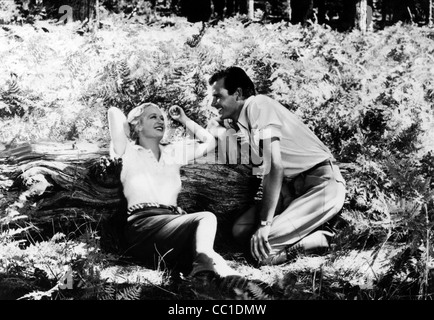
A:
324;214;349;232
258;229;336;266
259;244;303;266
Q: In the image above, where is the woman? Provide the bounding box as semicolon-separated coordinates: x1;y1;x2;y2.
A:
108;102;238;278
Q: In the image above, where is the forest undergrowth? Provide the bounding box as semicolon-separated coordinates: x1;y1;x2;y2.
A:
1;7;434;300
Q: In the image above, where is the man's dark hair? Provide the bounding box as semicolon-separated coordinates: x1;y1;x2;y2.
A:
209;66;256;98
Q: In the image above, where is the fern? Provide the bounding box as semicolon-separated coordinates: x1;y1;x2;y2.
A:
98;283;116;300
98;283;142;300
244;281;273;300
116;284;142;300
374;247;424;299
117;60;133;91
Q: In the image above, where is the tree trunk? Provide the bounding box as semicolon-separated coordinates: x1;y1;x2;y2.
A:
286;0;292;21
355;0;368;32
248;0;254;20
95;0;100;27
429;0;433;27
0;141;261;253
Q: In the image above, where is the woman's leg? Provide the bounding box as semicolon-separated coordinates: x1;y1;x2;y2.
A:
193;211;218;255
188;211;239;277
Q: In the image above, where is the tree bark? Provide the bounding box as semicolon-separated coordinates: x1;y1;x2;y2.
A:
0;141;261;252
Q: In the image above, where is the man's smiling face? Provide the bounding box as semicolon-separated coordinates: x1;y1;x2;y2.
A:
211;78;241;121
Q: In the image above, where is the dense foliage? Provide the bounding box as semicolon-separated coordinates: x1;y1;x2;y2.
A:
1;8;434;299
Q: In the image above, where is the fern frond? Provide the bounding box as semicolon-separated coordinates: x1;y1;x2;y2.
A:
97;283;142;300
6;76;20;95
115;284;142;300
98;283;116;300
246;281;272;300
117;60;132;86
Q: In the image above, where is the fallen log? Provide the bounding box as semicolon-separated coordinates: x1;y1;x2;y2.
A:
0;140;262;254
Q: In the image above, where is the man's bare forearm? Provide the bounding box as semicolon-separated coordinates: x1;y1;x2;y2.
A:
259;162;283;223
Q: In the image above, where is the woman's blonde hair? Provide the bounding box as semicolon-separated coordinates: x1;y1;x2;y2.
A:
127;102;167;143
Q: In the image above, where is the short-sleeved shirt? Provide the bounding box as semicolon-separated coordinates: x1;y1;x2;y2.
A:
111;141;192;208
235;95;333;178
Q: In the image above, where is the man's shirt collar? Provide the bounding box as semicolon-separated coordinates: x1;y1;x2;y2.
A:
236;95;255;131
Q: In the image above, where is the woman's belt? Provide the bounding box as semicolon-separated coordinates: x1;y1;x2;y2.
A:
127;202;187;215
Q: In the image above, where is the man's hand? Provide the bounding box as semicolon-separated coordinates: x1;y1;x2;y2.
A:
250;225;272;261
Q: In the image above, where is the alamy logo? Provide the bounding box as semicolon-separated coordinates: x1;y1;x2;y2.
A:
167;126;272;176
367;5;373;27
58;5;73;24
58;265;73;289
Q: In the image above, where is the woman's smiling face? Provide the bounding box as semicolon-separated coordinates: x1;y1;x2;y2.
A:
137;105;166;140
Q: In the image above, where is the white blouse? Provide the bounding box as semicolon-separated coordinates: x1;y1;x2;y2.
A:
111;141;191;208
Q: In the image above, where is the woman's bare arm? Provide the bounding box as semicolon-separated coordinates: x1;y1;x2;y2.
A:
107;107;129;157
168;105;216;162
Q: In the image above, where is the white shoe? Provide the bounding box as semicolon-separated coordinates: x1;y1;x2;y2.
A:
189;253;239;278
210;253;240;277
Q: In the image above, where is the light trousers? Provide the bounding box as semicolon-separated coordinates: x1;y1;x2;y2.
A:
267;162;346;255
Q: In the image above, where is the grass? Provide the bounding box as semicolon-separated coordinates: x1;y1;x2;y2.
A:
0;207;415;300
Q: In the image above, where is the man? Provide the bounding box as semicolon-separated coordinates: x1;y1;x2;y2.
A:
207;66;346;265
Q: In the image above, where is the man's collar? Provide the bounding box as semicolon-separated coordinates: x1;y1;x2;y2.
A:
237;95;255;131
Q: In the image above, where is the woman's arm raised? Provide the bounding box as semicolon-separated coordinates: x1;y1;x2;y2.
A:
108;107;129;157
168;105;216;162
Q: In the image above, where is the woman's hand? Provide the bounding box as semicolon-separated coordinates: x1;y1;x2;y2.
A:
169;105;188;124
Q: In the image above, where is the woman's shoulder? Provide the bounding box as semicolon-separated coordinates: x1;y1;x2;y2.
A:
110;139;138;158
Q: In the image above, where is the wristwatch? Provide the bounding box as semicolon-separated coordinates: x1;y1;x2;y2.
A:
260;220;272;227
